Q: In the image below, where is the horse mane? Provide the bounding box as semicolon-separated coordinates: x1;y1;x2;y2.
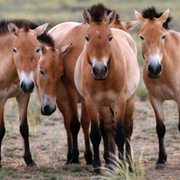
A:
37;33;55;48
87;3;112;22
106;7;121;23
115;14;121;23
0;19;38;36
142;6;172;29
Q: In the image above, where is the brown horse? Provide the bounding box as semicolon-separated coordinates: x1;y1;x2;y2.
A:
35;33;72;116
135;7;180;170
35;4;140;169
0;19;48;168
35;4;140;171
74;5;139;174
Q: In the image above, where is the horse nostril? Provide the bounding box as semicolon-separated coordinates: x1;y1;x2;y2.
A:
157;64;162;73
20;82;25;91
93;67;97;76
104;66;108;74
29;82;34;91
148;65;152;73
44;105;49;113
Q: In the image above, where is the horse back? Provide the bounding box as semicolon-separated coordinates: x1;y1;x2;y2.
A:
112;28;140;100
48;22;88;99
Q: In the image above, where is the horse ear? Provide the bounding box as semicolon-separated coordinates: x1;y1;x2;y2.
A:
158;8;170;25
106;11;116;25
59;43;73;58
134;10;144;21
8;23;19;36
123;20;141;30
34;22;49;36
83;10;91;24
40;43;46;54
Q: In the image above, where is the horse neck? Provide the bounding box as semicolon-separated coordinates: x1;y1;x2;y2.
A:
162;30;180;69
110;39;125;68
0;34;18;86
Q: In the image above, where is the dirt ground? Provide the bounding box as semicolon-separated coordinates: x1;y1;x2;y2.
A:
1;91;180;179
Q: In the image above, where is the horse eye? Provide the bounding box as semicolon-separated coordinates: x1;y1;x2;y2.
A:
109;37;113;42
36;48;40;53
39;69;45;76
85;36;89;42
140;35;145;41
161;34;166;40
13;48;17;53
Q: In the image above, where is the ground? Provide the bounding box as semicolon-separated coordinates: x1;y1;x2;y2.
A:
0;91;180;179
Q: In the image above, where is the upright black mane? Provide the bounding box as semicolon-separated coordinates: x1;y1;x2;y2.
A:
0;19;38;36
115;14;121;23
142;6;172;29
87;3;110;22
37;33;54;48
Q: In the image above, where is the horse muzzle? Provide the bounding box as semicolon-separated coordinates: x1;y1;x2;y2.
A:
19;71;35;93
147;63;162;78
41;103;56;116
20;81;34;93
92;65;108;80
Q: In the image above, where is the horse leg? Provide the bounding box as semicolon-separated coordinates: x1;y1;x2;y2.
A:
100;119;109;165
56;99;73;164
16;93;35;166
124;94;134;171
81;102;92;165
149;95;166;170
112;93;126;161
99;107;116;167
0;103;5;169
176;98;180;133
66;88;80;164
85;98;101;174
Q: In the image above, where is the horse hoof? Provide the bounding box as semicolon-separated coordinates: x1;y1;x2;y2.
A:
154;163;166;170
104;163;113;170
86;157;93;165
91;175;103;180
92;168;101;176
85;151;93;165
28;160;37;168
70;158;80;164
86;161;93;165
65;161;70;165
130;172;134;178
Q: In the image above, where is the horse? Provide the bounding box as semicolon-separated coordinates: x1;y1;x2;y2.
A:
74;4;140;174
135;7;180;170
35;4;140;170
0;19;48;168
35;33;72;116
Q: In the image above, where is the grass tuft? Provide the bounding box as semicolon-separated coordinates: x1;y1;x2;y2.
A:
92;148;145;180
28;92;41;131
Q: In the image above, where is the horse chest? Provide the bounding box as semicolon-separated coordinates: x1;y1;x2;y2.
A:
0;81;21;100
88;90;120;106
84;77;125;105
147;83;175;100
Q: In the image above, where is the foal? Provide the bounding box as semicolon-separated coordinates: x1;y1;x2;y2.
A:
0;19;48;168
35;33;72;116
135;7;180;169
